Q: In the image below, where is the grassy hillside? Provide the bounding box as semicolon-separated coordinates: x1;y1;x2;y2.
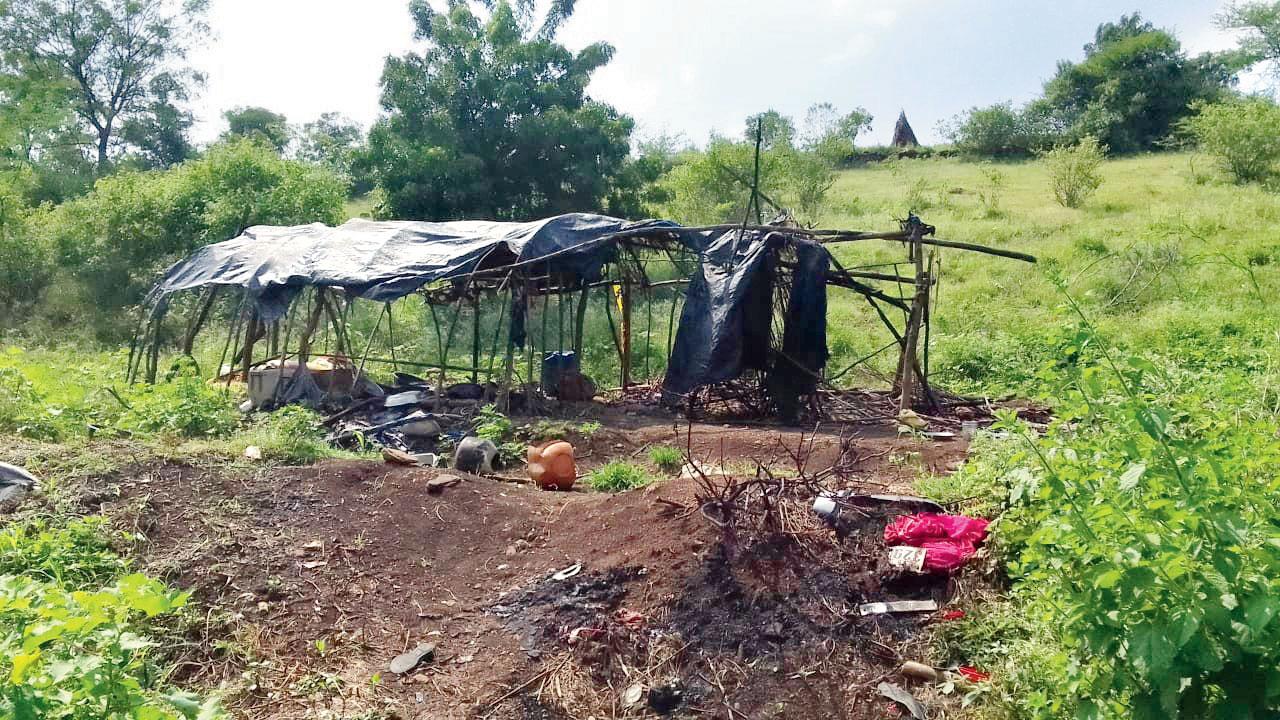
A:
817;152;1279;403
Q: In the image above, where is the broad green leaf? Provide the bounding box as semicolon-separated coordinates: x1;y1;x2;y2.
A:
1118;463;1146;491
9;651;39;684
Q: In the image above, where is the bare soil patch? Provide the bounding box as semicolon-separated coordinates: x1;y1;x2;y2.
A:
27;416;979;720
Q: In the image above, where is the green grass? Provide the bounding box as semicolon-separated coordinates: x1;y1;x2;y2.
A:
586;461;654;492
816;152;1280;400
648;446;683;474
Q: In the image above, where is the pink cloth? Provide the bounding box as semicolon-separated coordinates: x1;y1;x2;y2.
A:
884;513;990;572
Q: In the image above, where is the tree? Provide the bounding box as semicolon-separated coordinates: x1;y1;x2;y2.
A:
297;112;366;192
222;106;291;154
799;102;873;164
119;73;195;168
1043;13;1240;153
1218;2;1280;83
0;0;208;171
744;110;796;150
367;1;633;220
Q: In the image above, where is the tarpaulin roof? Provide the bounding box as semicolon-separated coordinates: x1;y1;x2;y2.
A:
147;212;678;319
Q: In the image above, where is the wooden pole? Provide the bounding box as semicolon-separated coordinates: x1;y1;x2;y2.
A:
620;280;632;389
897;225;928;413
181;287;218;356
572;283;589;357
471;294;481;384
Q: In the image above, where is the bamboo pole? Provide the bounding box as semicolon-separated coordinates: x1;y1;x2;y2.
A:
621;278;632;388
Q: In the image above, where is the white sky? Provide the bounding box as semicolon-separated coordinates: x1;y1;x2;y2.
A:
189;0;1259;147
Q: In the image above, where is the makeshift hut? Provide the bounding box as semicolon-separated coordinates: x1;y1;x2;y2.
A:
132;212;1034;431
892;111;920;148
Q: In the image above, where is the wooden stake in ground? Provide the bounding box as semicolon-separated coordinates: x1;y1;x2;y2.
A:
896;223;928;414
621;278;633;389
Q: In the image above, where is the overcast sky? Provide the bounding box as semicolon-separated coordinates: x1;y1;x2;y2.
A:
189;0;1254;147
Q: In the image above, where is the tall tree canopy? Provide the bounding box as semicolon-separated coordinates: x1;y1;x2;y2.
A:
1218;1;1280;84
367;0;633;220
0;0;208;171
222;106;292;153
1044;13;1240;152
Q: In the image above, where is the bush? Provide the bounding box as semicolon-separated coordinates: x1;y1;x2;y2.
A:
648;446;683;474
40;139;347;330
1043;136;1106;208
0;573;217;719
947;101;1059;157
0;178;52;314
474;404;513;442
655;138;835;225
978;308;1280;718
586;462;653;492
233;405;334;464
0;516;221;718
0;517;126;587
117;377;238;438
1183;98;1280;184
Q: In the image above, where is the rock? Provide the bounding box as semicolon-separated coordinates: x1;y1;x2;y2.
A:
453;437;497;474
427;475;462;494
243;445;263;461
389;643;436;674
382;447;419;466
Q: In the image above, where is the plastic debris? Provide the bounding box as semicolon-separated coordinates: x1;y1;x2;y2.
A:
551;563;582;581
858;600;939;616
883;513;990;573
0;462;36;504
389;643;436;674
956;666;991;683
896;409;928;431
622;683;645;707
887;545;928;573
939;609;967;622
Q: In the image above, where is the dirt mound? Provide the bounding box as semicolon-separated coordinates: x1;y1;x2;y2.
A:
29;418;976;720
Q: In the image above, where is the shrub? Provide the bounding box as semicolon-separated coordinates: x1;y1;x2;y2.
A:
1043;136;1106;208
0;573;218;719
648;446;684;474
0;515;221;718
39;139;347;331
0;517;126;587
586;462;653;492
1182;98;1280;184
234;405;333;464
976;164;1005;217
977;299;1280;718
947;101;1059;157
474;404;513;442
117;377;238;438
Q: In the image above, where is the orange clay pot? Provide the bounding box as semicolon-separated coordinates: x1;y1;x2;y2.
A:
528;440;576;490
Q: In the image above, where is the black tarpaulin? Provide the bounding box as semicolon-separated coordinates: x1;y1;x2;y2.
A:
146;213;677;320
661;230;830;413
